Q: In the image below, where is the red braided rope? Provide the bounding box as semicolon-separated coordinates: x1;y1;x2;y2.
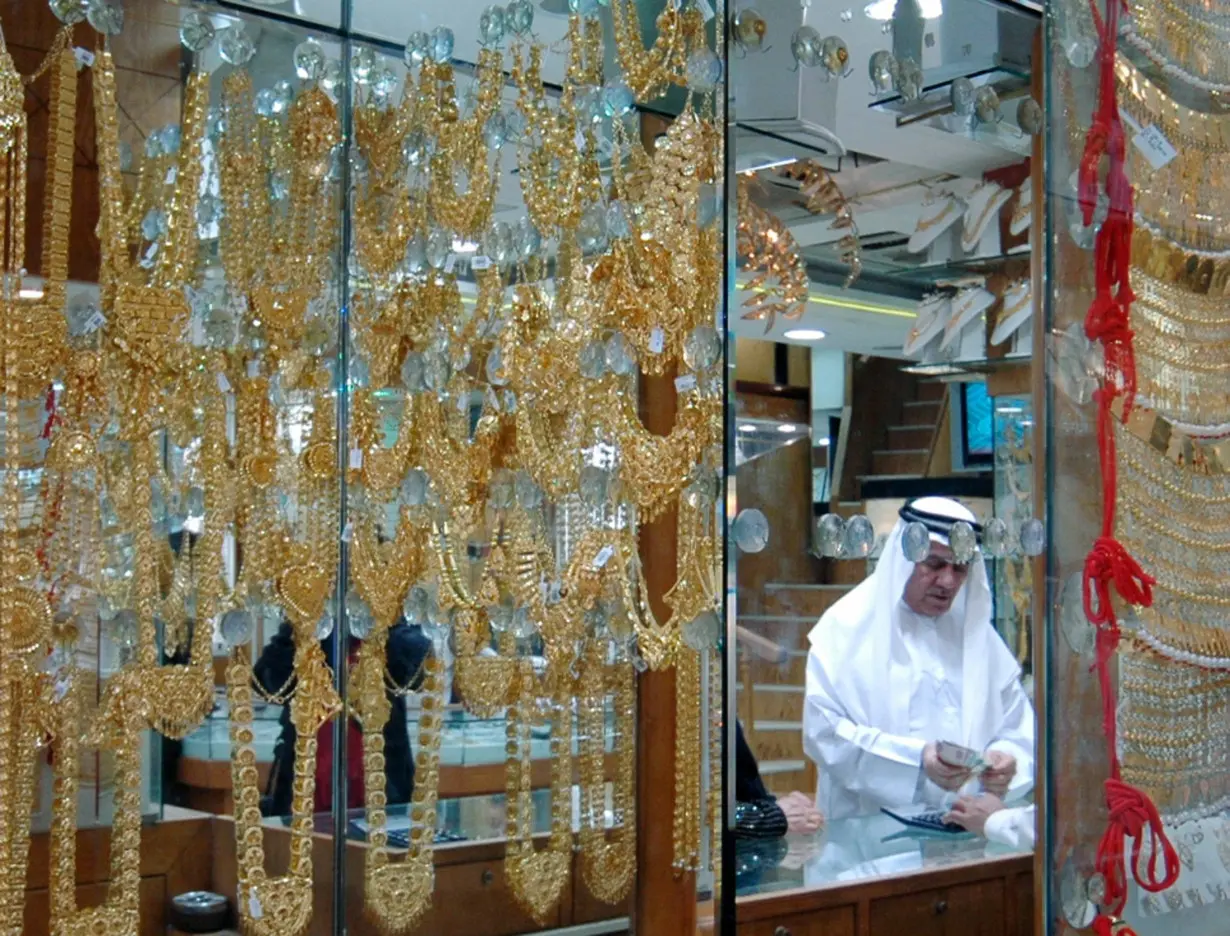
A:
1077;0;1180;918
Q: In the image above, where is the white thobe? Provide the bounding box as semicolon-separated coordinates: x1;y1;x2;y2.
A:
984;805;1035;849
803;608;1035;820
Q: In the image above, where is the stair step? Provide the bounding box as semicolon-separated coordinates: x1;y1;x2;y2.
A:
858;473;926;482
900;399;943;427
757;585;849;617
886;425;935;449
915;380;948;403
757;759;807;775
871;449;929;475
750;689;805;722
752;719;803;732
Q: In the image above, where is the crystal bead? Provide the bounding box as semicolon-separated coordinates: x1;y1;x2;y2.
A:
87;0;124;36
316;611;335;641
734;509;771;553
403;586;430;625
425;604;452;641
179;12;216;52
425;229;451;270
141;209;168;242
372;67;399;99
480;5;507;46
205;109;226;141
1016;97;1042;136
843;514;874;558
483;221;514;264
109;609;139;648
219;27;257;67
585;605;610;639
255;88;278;119
481;112;508;150
577;203;608;255
606;201;631;239
901;520;930;562
579;341;607;379
868;50;896;94
489;469;516;510
403;129;431;168
489;603;512;634
682;611;721;651
515;218;542;260
348;47;375;85
949;77;975;117
485;347;508;386
982;517;1009;558
143;133;164;160
686;49;723;92
196;193;221;227
516;472;542;509
501;389;517;413
405;31;430;67
49;0;87;25
605;332;637;375
422;350;450;392
683;325;721;370
791;26;823;67
346;590;374;640
220;609;254;647
570;0;600;14
186;486;206;523
401;468;429;506
511;607;536;640
579;465;611;505
601;81;635;118
507;0;534;34
320;58;343;97
948;521;978;564
1019;518;1045;556
159;124;182;154
294;39;326;80
817;513;845;558
429;27;455;62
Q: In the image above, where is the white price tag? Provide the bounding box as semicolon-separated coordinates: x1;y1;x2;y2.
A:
247;359;261;378
592;544;616;569
53;673;72;702
674;374;697;393
444;253;458;274
83;310;107;333
575;130;587;151
184;516;204;536
341;521;355;543
471;255;492;271
72;47;96;69
216;372;232;393
164;166;178;186
248;893;264;920
648;327;665;354
1131;124;1178;171
349;448;364;470
697;0;715;21
631;653;649;673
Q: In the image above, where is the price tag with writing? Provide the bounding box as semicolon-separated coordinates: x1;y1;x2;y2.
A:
341;521;355;544
471;255;492;271
1132;124;1178;170
349;448;364;470
216;372;232;393
73;47;96;69
648;327;665;354
247;359;261;379
84;310;107;333
249;894;264;920
674;374;698;393
591;544;616;569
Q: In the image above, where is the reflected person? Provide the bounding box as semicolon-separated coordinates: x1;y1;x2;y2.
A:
255;618;432;817
802;497;1034;820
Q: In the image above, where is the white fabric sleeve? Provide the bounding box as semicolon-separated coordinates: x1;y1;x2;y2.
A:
984;677;1036;799
803;650;926;808
983;805;1035;849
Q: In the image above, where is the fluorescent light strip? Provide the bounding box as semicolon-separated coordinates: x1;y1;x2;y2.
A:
742;284;917;319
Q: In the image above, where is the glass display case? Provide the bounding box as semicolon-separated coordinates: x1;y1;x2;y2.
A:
1;1;726;934
1041;0;1230;933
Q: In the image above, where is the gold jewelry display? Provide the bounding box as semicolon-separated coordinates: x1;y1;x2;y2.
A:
736;175;809;332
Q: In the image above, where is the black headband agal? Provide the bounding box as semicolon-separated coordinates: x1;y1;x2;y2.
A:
898;499;983;542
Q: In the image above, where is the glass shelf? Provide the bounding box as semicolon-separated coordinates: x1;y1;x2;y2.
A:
734;418;812;468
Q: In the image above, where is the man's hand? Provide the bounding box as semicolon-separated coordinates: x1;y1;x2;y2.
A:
980;750;1017;797
777;790;824;835
945;793;1004;836
923;741;972;791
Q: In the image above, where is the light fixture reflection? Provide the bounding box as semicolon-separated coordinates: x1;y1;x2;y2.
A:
864;0;942;20
783;328;827;341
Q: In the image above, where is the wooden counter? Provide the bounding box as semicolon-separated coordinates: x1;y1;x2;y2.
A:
737;853;1033;936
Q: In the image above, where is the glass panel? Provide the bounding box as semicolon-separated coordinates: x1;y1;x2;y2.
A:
728;0;1041;919
1043;0;1230;931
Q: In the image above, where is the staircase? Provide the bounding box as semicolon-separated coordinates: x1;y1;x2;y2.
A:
861;378;947;488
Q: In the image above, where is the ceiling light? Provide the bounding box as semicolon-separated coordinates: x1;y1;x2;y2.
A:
18;288;43;300
740;157;800;174
777;423;798;433
816;437;831;447
783;328;827;341
865;0;942;19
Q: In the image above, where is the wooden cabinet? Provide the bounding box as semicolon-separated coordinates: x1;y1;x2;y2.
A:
736;854;1032;936
740;906;856;936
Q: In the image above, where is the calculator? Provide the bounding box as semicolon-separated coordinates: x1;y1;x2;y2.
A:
881;806;968;835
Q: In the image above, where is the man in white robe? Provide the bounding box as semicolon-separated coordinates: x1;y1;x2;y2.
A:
802;496;1035;821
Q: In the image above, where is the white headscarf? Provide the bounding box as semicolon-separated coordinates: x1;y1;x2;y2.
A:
806;496;1022;750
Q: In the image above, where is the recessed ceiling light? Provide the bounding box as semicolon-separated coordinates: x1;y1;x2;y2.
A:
738;424;757;432
816;437;831;447
783;328;827;341
777;423;798;433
